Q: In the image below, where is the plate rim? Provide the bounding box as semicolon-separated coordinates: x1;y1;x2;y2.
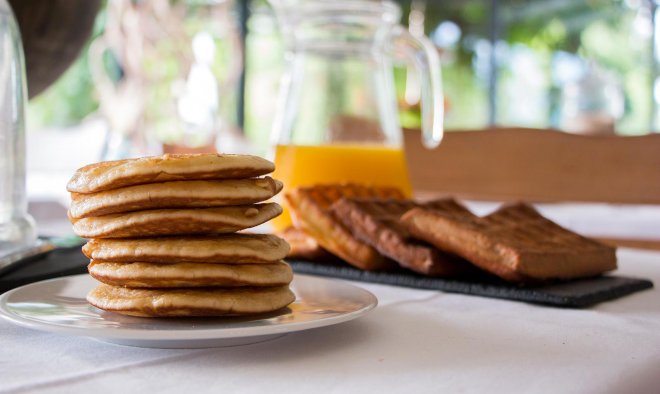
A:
0;274;378;341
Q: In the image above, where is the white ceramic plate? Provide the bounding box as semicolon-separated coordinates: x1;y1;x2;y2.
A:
0;274;377;348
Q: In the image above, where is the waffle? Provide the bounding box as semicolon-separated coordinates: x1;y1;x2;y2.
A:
285;184;404;270
68;177;283;219
402;202;617;282
87;284;295;317
278;227;337;262
82;234;290;264
331;198;477;276
67;153;275;193
88;260;293;288
72;203;282;238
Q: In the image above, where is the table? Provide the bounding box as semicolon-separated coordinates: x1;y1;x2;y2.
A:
1;247;659;394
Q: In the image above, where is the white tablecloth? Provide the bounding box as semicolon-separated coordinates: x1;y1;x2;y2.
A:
1;248;659;394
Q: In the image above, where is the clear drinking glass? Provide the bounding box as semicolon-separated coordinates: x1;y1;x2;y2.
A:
268;0;444;229
0;0;36;258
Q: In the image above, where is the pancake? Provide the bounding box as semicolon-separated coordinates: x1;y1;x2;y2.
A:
68;177;283;219
88;260;293;288
87;283;296;317
82;234;291;264
72;203;282;238
67;153;275;193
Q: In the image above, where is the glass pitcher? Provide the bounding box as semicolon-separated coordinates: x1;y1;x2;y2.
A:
268;0;443;229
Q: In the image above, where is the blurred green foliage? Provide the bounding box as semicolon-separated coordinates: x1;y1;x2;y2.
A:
26;0;657;138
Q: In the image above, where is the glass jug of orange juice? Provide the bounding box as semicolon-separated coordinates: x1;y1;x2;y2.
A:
269;0;443;229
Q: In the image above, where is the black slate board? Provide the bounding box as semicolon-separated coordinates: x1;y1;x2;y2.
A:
0;246;88;294
288;260;654;308
1;248;654;308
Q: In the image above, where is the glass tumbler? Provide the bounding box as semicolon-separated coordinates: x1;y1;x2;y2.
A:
0;0;36;258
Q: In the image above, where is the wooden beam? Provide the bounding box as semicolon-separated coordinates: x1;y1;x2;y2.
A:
404;128;660;204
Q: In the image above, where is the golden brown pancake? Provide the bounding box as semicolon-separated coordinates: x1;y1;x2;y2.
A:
87;283;296;317
72;203;282;238
82;234;290;264
68;177;283;219
67;153;275;193
88;260;293;288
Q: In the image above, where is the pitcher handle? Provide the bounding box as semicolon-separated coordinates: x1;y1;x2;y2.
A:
391;25;444;148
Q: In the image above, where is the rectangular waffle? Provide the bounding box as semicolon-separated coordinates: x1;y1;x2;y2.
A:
278;227;338;262
402;202;617;282
285;184;404;270
331;198;478;276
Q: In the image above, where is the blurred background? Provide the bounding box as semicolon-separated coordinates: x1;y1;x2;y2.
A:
22;0;660;203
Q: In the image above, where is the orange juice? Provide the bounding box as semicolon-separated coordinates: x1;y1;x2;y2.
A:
272;144;412;230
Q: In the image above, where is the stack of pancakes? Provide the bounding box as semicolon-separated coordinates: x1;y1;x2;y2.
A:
67;154;295;317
